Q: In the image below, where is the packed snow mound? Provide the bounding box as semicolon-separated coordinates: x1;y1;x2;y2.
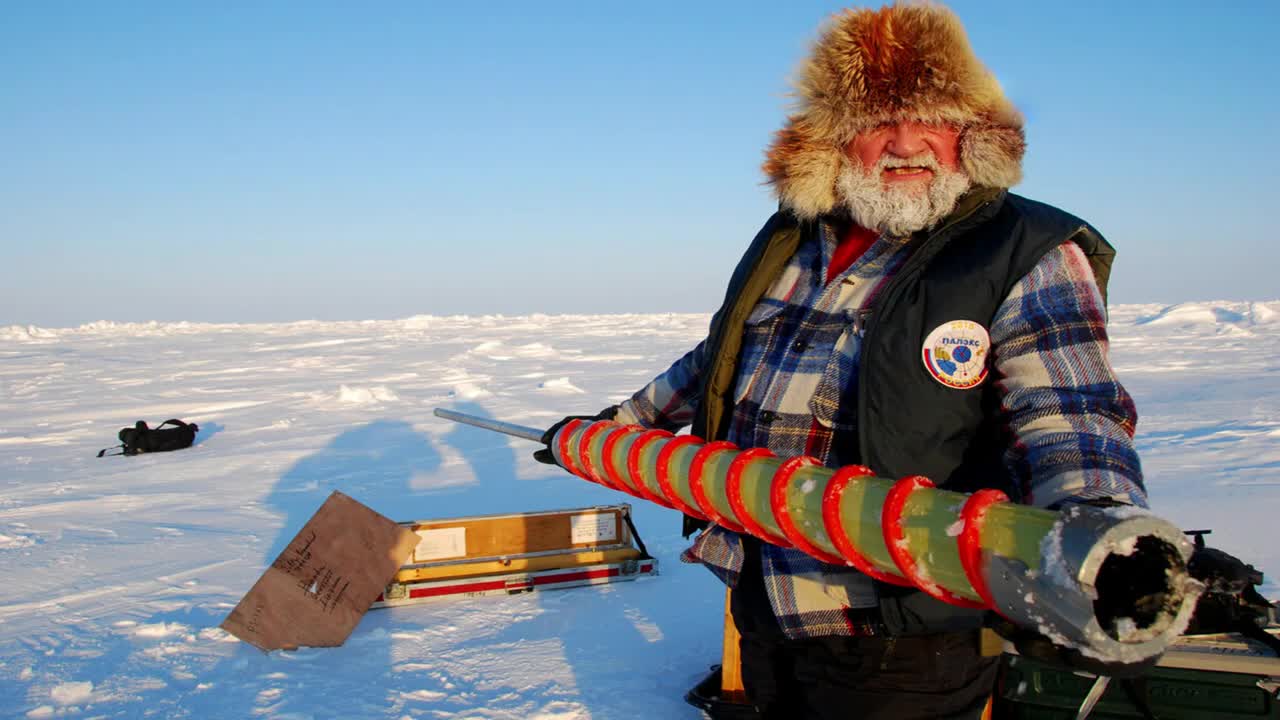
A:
1136;303;1247;327
132;622;191;639
336;385;399;404
1248;301;1279;324
469;341;561;360
449;382;493;399
1130;301;1280;332
0;313;715;341
399;315;437;330
538;377;586;394
49;681;93;706
513;343;558;359
0;325;59;341
1130;300;1280;329
0;532;36;549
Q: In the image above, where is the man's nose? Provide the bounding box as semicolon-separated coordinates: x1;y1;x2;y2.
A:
885;122;930;157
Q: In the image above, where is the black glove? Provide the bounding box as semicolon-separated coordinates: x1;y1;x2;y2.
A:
987;616;1161;679
1185;540;1279;653
532;406;619;466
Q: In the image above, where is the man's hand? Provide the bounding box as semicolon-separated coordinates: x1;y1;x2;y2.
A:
532;406;619;466
1185;540;1278;644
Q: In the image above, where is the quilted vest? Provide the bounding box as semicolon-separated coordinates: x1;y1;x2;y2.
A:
689;189;1114;525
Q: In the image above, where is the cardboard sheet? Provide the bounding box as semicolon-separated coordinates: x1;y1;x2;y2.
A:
221;491;418;651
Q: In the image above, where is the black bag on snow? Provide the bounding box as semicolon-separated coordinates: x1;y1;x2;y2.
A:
98;419;199;457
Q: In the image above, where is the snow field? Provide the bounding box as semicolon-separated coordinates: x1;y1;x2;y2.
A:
0;303;1276;718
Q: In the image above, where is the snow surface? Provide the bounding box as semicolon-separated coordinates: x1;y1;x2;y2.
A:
2;302;1278;718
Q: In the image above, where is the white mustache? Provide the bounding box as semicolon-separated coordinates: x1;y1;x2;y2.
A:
876;153;941;172
837;152;971;236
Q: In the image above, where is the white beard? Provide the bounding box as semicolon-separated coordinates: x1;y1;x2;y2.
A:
836;153;972;237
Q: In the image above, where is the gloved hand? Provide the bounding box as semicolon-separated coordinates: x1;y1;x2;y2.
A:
987;616;1161;679
1185;540;1278;641
532;406;619;466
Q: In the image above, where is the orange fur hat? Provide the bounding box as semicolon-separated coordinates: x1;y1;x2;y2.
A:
763;2;1025;219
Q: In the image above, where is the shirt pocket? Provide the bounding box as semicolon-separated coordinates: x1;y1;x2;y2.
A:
743;298;787;326
732;300;788;405
808;314;862;432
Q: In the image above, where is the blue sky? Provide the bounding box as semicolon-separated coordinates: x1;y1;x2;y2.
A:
3;1;1277;326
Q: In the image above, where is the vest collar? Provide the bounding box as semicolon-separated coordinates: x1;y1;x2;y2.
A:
914;186;1007;245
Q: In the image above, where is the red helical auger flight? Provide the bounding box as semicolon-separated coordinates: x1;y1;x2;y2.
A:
434;408;1204;666
551;418;1007;610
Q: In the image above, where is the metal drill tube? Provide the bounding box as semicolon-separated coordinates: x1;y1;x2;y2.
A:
984;505;1202;664
432;408;546;443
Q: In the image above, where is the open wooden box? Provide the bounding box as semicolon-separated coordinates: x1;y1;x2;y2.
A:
373;503;657;607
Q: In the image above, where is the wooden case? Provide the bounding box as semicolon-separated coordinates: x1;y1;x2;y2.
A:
372;504;657;608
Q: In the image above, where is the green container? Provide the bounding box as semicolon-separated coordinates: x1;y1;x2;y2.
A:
996;652;1280;719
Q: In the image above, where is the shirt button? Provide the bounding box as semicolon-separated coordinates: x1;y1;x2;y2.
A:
791;339;808;352
758;410;776;424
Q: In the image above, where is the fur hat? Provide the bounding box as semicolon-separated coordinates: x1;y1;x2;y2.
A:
763;2;1025;219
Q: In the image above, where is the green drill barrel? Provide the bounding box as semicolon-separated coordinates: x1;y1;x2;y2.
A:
552;420;1069;605
435;408;1199;664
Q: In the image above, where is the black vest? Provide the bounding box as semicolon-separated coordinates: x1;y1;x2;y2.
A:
690;189;1114;522
689;190;1116;633
857;192;1113;491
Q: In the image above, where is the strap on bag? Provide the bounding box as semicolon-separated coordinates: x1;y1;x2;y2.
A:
97;418;199;457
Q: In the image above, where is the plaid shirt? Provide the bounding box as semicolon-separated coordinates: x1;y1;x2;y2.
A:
615;220;1145;639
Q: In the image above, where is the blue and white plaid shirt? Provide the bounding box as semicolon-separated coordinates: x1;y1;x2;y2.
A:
616;219;1145;639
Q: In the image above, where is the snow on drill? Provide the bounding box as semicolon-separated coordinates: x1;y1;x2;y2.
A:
435;408;1204;666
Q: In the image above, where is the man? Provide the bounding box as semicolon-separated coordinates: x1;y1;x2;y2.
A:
540;4;1145;718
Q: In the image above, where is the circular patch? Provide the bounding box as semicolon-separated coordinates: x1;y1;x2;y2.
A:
922;320;990;389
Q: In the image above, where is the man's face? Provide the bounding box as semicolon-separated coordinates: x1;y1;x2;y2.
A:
845;121;962;192
836;120;969;236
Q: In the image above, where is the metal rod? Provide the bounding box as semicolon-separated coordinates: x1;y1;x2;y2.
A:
433;408;546;443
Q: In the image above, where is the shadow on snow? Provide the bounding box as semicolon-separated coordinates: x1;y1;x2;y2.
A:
167;401;684;718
